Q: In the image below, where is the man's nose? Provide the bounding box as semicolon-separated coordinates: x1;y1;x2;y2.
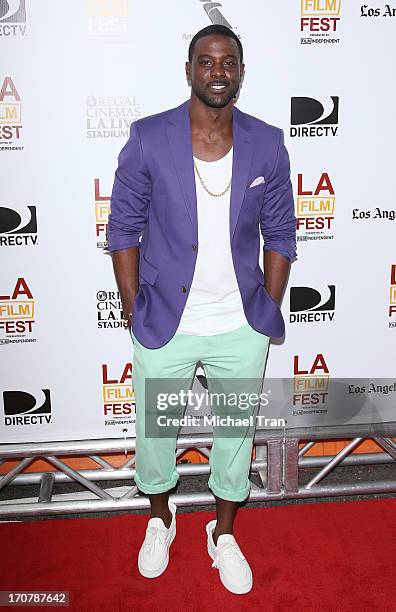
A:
210;62;226;78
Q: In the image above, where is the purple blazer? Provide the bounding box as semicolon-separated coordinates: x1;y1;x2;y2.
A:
108;99;297;349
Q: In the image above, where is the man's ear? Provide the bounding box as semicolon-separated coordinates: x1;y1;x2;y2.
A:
185;61;191;86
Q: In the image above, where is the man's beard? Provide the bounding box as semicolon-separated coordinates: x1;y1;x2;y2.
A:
191;81;239;108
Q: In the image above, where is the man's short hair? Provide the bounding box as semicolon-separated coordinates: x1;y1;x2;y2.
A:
188;25;243;64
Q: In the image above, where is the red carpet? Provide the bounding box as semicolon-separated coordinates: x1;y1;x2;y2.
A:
1;499;395;611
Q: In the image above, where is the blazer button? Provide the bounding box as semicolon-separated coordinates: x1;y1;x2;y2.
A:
192;244;197;251
182;286;187;293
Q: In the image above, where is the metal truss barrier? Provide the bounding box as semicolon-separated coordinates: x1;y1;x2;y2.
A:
0;423;395;518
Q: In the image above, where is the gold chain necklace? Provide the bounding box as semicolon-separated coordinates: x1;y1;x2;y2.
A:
193;158;232;198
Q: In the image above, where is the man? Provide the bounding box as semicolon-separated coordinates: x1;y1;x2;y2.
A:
108;24;296;595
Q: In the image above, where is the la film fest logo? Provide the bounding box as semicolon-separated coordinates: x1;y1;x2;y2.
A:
290;96;339;138
389;264;396;327
0;277;36;345
97;289;127;329
300;0;341;45
293;353;330;416
0;204;37;246
0;76;23;151
101;363;135;427
290;285;335;323
86;95;141;140
0;0;26;37
86;0;129;38
2;389;51;427
296;171;336;242
94;178;110;249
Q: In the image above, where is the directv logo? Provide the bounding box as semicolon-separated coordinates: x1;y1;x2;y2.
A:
290;286;335;323
290;97;339;137
2;389;52;426
0;205;38;246
0;0;27;36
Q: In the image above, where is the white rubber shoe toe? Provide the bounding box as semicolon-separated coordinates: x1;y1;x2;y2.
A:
138;502;177;578
206;519;253;594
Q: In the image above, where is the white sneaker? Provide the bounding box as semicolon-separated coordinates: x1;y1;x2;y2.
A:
138;501;177;578
206;519;253;594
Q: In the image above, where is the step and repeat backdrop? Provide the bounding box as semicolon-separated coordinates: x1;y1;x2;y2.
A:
1;0;395;444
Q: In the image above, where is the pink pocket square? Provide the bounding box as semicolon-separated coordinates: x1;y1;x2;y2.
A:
249;176;265;188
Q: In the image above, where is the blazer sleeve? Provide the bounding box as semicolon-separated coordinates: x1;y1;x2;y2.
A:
107;121;152;252
259;129;297;262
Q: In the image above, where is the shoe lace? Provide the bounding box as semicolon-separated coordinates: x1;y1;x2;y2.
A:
212;542;246;569
145;525;167;553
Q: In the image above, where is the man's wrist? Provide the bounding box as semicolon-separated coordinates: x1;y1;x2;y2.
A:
122;292;138;325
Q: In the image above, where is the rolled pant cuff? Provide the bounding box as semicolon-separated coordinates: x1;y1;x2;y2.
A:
134;473;179;495
208;478;251;502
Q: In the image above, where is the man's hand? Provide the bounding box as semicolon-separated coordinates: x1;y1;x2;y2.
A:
263;249;291;305
111;247;140;326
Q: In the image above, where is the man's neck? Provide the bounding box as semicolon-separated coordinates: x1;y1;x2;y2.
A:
188;94;234;161
188;94;233;139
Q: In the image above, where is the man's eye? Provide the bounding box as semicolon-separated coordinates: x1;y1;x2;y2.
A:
225;60;235;65
200;60;211;65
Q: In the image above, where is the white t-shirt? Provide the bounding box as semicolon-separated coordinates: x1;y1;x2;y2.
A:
176;147;248;335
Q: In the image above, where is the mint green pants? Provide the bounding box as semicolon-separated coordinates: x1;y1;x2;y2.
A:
131;322;270;502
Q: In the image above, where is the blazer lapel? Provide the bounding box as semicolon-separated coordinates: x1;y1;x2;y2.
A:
166;99;254;241
230;105;254;241
166;100;198;239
